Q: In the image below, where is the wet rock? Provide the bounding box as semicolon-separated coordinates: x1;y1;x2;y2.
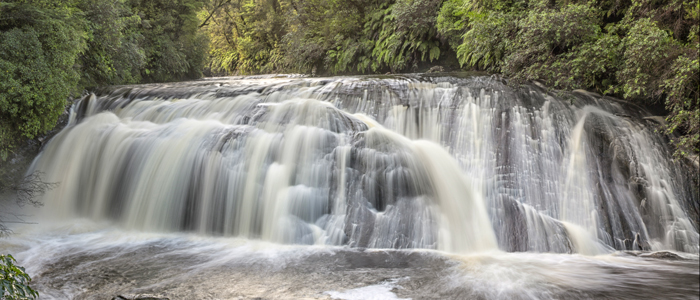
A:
684;153;699;169
492;195;529;252
345;203;376;247
641;251;684;260
642;116;666;126
426;66;444;73
112;294;170;300
532;80;547;89
572;89;601;99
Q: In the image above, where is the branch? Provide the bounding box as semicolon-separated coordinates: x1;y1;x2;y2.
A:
10;172;59;207
0;172;57;237
200;0;232;28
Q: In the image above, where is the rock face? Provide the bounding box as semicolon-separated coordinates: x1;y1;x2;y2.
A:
641;251;685;260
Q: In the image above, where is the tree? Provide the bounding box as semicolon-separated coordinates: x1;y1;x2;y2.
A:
0;1;87;160
130;0;208;82
76;0;146;88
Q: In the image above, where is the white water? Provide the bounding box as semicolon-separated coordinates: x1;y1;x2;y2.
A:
29;75;697;254
1;220;697;299
2;74;698;299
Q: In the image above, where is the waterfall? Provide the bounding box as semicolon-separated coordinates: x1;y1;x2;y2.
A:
30;74;699;254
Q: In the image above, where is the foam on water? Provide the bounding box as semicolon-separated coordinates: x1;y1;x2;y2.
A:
1;220;697;299
325;278;411;300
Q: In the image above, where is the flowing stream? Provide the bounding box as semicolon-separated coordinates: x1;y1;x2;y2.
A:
1;74;698;299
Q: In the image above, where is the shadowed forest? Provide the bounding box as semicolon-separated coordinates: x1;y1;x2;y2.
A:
1;0;698;161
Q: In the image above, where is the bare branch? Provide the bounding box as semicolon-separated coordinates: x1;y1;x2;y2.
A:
0;171;57;237
10;172;58;207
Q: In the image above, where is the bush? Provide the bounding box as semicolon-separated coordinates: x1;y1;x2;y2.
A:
456;11;515;72
504;5;602;88
616;18;675;101
662;45;699;158
0;254;37;300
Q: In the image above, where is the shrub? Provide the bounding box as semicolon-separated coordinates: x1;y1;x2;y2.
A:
0;254;37;300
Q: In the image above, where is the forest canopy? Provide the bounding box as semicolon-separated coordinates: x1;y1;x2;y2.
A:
0;0;698;159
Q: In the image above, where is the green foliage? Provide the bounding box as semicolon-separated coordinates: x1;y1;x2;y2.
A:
0;2;87;159
202;0;289;74
317;0;377;73
456;11;514;71
324;0;445;73
76;0;207;85
77;0;145;87
203;0;448;75
436;0;469;49
0;254;37;300
370;0;443;72
616;18;674;100
131;0;208;82
200;0;240;74
505;4;603;89
662;33;699;159
0;0;208;160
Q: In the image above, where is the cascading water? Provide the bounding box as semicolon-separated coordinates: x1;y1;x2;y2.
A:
3;74;698;299
30;74;698;254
